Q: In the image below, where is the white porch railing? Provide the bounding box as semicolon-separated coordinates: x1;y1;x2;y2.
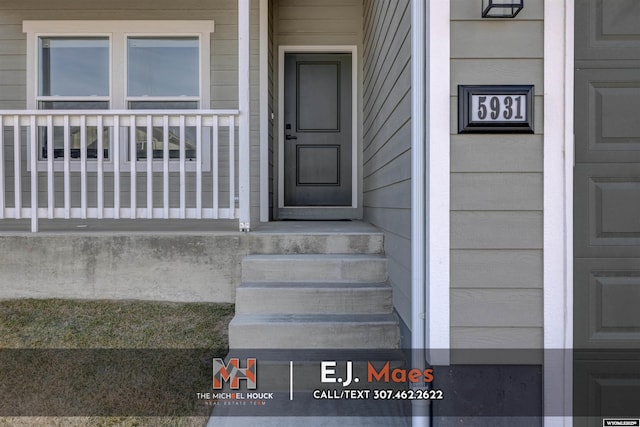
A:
0;110;246;232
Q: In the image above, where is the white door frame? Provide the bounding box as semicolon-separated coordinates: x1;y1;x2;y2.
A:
277;45;359;210
259;0;269;222
544;0;574;425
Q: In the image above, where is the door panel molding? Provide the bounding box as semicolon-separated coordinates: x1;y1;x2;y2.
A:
277;45;358;216
296;61;341;132
296;145;341;186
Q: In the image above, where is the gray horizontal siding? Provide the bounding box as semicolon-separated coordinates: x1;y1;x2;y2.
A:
278;5;362;21
0;0;227;10
0;39;24;55
450;3;544;351
451;173;543;211
362;0;411;329
451;250;543;289
0;14;23;109
451;21;544;59
0;70;25;85
451;135;543;173
451;289;543;327
451;212;543;250
276;0;362;46
451;59;544;95
452;327;543;348
363;149;411;193
0;55;24;71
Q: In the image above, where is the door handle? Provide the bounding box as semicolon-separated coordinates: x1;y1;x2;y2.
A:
285;123;297;140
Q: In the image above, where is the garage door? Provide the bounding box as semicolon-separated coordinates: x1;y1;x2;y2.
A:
575;0;640;423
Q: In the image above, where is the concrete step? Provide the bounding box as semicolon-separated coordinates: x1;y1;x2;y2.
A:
241;254;388;283
247;232;384;255
229;314;400;349
235;282;393;315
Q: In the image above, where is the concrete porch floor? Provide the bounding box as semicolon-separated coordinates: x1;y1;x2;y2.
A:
0;219;379;235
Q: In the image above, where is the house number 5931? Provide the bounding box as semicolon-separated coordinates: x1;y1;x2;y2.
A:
471;94;526;122
458;85;534;133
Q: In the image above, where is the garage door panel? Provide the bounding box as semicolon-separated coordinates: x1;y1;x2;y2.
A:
575;259;640;349
574;357;640;419
575;164;640;257
576;0;640;60
575;68;640;163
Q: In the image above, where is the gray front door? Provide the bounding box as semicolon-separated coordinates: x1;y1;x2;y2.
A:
575;0;640;423
282;53;352;214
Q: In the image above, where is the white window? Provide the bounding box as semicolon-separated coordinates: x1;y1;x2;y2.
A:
23;21;214;170
38;36;111;160
127;36;201;162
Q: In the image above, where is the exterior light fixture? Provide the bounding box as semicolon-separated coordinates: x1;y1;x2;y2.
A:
482;0;523;18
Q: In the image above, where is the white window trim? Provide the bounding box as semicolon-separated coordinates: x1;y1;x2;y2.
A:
23;20;214;172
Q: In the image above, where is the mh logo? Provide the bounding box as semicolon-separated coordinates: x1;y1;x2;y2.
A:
213;358;257;390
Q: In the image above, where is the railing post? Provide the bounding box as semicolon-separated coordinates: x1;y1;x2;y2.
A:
0;115;5;220
212;115;219;219
29;115;38;232
63;115;71;219
113;115;121;219
238;0;251;232
13;115;21;220
129;115;137;219
46;115;54;219
97;115;104;219
80;115;87;219
162;115;170;219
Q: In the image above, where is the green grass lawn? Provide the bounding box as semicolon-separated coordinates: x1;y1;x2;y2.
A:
0;299;234;349
0;299;235;427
